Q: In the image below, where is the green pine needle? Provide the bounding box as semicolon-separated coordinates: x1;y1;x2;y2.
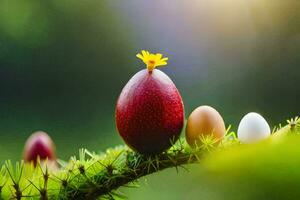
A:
0;117;298;200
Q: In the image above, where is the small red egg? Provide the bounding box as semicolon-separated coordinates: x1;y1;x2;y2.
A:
23;131;56;165
185;106;226;147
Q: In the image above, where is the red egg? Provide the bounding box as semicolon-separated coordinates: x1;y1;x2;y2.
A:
23;131;56;165
116;68;184;155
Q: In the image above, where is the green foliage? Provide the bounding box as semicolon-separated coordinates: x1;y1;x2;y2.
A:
198;117;300;200
0;141;202;199
0;117;298;200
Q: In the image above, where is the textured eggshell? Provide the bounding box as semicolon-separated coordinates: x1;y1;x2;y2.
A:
185;106;226;147
23;131;56;164
115;69;184;155
237;112;271;143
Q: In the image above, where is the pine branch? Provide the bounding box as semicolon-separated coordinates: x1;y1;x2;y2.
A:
0;117;298;200
68;146;200;199
0;139;213;200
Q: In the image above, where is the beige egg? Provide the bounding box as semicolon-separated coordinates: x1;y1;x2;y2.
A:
186;105;226;147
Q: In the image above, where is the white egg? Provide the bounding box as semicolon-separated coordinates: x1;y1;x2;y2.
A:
237;112;271;143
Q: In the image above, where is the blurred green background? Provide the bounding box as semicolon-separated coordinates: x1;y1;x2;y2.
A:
0;0;299;199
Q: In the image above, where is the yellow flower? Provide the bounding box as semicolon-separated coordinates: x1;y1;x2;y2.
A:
136;50;168;72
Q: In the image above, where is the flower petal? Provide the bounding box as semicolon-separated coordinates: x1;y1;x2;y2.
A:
141;50;148;58
136;53;143;60
161;57;168;62
155;53;163;60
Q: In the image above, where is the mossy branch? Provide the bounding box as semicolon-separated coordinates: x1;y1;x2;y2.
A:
68;145;201;200
0;117;298;200
0;141;206;200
